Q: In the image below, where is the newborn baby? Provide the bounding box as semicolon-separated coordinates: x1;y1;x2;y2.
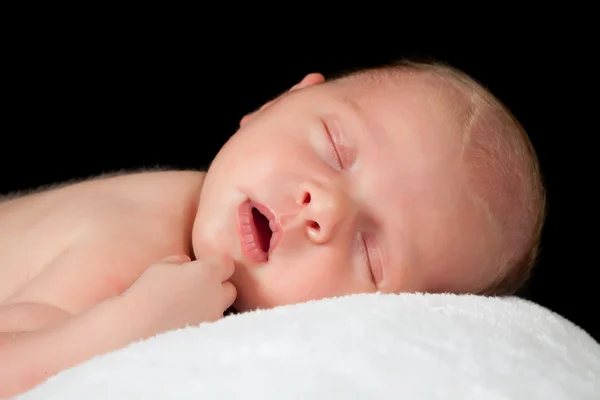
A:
0;59;546;396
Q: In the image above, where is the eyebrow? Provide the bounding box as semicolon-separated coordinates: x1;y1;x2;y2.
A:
335;96;371;150
340;95;363;115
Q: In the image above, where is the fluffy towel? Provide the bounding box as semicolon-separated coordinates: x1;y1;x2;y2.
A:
17;293;600;399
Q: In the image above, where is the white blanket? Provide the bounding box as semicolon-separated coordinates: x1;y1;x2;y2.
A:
18;293;600;399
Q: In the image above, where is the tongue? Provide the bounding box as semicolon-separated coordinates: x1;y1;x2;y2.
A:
252;207;272;253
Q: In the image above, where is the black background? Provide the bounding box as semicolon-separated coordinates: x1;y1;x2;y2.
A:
2;21;596;342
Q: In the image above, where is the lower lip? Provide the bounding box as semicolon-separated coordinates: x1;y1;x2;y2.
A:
237;200;277;263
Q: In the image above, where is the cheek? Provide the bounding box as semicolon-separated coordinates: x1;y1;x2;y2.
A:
235;252;362;311
228;133;309;176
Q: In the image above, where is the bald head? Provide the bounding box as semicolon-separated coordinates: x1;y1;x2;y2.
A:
334;60;546;295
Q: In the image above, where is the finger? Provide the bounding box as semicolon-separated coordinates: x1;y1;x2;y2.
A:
221;281;237;310
161;254;191;264
191;246;235;281
182;255;234;282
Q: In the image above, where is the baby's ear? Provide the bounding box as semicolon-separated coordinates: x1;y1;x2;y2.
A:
239;73;325;128
289;73;326;92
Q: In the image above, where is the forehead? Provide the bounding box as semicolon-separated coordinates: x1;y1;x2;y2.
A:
335;76;466;170
327;76;488;292
343;77;468;214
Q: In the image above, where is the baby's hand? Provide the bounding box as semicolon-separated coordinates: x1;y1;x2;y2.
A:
122;254;237;339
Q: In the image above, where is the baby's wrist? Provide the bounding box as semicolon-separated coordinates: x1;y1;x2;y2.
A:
114;292;154;343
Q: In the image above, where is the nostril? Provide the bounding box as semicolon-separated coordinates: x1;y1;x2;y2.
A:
302;192;311;205
308;220;320;231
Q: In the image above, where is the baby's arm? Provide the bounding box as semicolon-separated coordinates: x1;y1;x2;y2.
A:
0;295;137;396
0;231;179;395
0;253;236;397
0;302;71;334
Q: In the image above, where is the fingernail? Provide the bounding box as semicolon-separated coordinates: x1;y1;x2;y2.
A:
162;254;191;263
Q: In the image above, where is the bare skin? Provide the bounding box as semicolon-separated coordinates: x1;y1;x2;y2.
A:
0;69;519;396
0;170;237;396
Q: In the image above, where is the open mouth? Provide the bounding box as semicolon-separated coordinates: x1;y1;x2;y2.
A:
238;201;279;263
252;206;273;253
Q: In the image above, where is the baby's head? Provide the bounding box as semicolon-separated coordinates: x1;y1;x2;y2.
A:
193;60;546;311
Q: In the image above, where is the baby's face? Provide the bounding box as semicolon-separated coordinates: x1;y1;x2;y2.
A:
193;75;496;311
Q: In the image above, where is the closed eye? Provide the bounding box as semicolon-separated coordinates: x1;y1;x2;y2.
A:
360;232;383;286
324;121;344;170
323;116;355;171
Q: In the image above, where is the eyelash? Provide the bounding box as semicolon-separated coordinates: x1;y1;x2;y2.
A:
360;233;377;284
359;233;372;278
359;233;380;286
324;122;347;170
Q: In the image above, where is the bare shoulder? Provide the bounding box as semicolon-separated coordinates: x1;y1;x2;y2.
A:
68;167;206;232
0;167;205;220
5;165;200;194
1;167;204;203
0;167;206;309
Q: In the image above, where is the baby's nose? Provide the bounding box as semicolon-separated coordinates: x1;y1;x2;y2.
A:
296;181;352;245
